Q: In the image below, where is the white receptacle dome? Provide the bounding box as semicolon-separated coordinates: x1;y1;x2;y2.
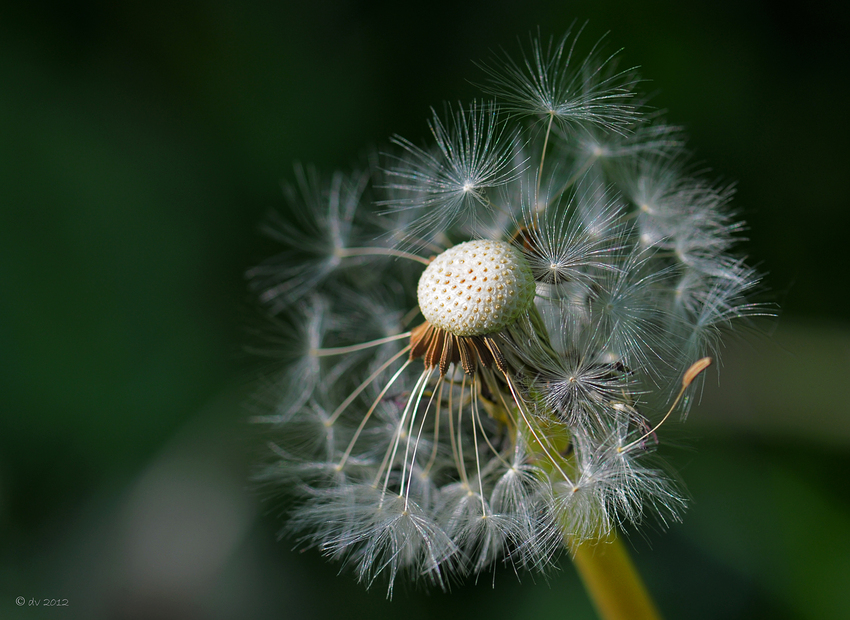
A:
417;240;535;337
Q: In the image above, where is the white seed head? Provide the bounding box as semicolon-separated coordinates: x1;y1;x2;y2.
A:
417;240;535;337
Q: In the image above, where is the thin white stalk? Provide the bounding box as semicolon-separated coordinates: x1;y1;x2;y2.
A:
311;332;411;357
336;246;431;266
326;345;410;426
336;358;412;470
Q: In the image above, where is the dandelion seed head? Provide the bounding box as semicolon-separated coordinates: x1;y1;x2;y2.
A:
248;27;771;596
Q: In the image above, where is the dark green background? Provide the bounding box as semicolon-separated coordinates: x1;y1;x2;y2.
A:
2;2;849;619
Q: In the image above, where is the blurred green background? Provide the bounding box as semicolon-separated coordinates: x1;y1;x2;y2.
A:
2;1;849;619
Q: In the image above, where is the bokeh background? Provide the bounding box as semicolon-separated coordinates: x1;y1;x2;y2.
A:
2;1;849;618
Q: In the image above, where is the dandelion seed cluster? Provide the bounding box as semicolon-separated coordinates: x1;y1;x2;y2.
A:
249;28;764;596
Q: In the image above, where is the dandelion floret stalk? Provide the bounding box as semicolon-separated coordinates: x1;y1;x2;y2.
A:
249;26;769;609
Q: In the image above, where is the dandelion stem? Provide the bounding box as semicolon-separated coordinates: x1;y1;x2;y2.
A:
502;371;573;485
571;532;663;620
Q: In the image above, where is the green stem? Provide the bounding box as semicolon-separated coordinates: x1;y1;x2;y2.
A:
571;532;663;620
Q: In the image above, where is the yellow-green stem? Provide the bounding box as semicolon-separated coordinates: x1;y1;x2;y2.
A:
571;532;663;620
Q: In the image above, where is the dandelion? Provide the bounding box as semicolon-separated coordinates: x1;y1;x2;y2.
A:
250;28;768;617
